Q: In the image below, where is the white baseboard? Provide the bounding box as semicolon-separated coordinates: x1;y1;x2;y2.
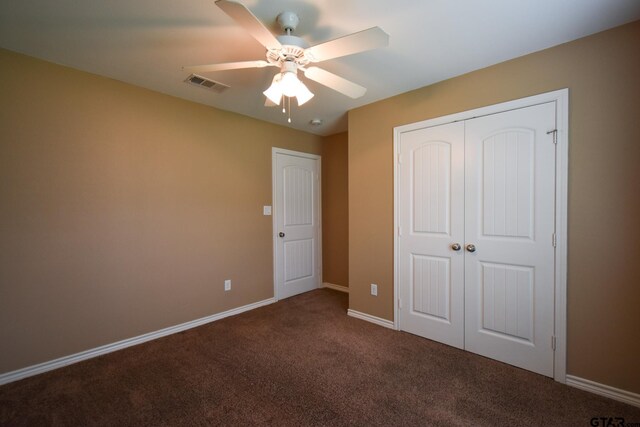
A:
322;282;349;293
347;309;395;329
566;375;640;408
0;297;276;386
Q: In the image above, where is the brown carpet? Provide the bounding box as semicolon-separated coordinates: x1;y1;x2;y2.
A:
1;289;638;426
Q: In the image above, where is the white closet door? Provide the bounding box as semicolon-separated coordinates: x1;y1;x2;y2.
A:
274;152;320;300
464;102;556;376
398;122;465;348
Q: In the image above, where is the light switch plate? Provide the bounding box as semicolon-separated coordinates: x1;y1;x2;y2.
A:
263;206;272;216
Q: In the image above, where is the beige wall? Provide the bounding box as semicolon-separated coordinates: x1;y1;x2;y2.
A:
321;132;349;287
0;48;323;374
349;20;640;393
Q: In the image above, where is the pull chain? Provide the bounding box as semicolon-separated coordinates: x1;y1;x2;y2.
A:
278;96;292;124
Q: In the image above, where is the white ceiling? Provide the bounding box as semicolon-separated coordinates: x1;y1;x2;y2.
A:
1;1;639;136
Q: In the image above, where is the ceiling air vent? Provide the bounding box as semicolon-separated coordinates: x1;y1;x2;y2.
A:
185;74;229;93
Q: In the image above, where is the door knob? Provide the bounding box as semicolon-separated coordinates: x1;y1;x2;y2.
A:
279;232;285;238
451;243;461;251
466;244;476;253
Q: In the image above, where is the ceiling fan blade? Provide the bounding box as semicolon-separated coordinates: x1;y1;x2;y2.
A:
183;60;272;73
305;27;389;62
303;66;366;99
215;0;282;50
264;98;278;107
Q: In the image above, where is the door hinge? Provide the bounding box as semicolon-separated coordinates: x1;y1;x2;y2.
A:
547;129;558;144
398;298;402;309
398;226;402;236
551;335;557;351
397;153;402;164
552;233;557;247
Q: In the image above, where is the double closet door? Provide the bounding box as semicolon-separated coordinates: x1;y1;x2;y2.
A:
398;102;557;377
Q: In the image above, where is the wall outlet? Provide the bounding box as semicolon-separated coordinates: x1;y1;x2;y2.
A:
263;206;272;216
224;279;231;291
371;283;378;296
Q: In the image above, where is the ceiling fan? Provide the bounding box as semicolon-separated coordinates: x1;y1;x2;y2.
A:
184;0;389;109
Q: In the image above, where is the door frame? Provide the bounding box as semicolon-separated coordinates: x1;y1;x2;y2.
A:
271;147;322;301
392;89;569;383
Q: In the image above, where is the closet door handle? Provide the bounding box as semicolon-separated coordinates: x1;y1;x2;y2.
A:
451;243;461;251
279;232;285;238
466;244;476;253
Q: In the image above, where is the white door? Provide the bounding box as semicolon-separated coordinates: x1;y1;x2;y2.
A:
397;102;557;377
273;149;321;300
398;121;465;348
464;102;556;376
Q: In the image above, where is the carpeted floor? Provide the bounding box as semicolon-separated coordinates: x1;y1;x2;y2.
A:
1;288;639;426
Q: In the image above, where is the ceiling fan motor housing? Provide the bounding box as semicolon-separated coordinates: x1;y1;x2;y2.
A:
268;35;309;67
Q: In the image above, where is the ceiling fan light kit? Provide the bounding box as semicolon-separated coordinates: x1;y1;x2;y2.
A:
184;0;389;123
263;61;314;106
